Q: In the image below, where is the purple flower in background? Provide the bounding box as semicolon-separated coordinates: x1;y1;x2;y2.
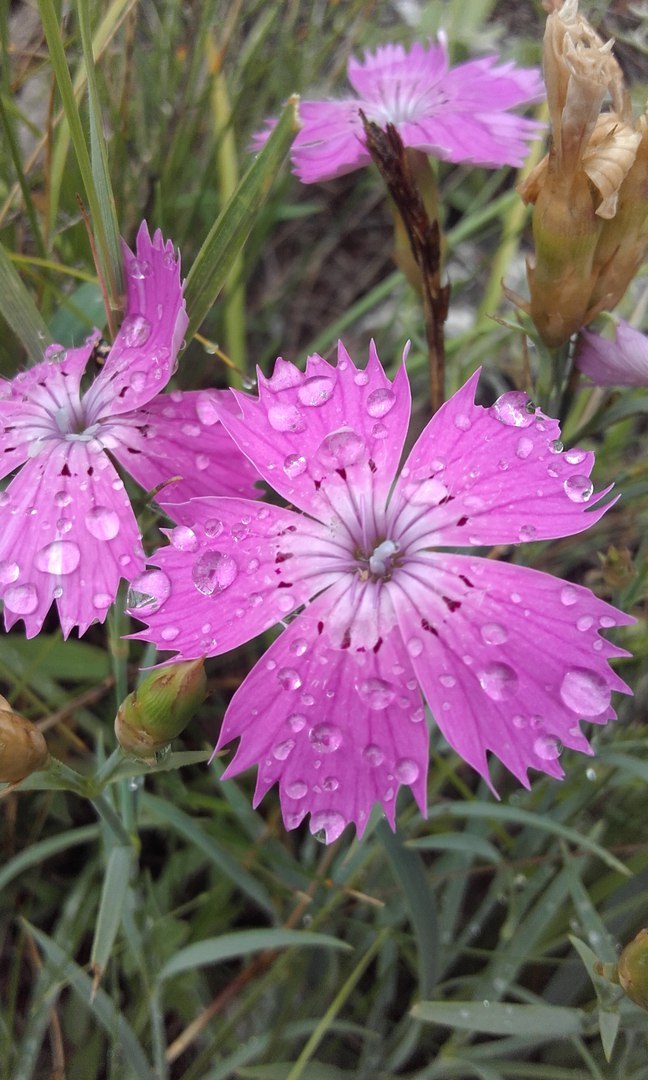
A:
253;39;544;183
132;343;631;842
576;320;648;387
0;222;257;638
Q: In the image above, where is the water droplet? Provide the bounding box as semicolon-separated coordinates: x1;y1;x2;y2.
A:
126;570;171;615
52;586;63;599
169;525;198;552
480;622;508;645
297;375;334;406
267;403;306;432
195;453;210;471
121;314;151;348
577;615;594;631
273;739;295;761
354;370;369;386
290;638;308;657
318;429;365;468
366;387;396;418
0;560;19;585
85;506;120;540
277;593;295;613
512;714;525;728
286;780;308;799
599;615;615;628
310;810;346;843
5;583;38;614
161;625;179;642
363;744;384;766
534;735;562;761
565;448;587;465
131;370;147;392
288;713;306;732
439;673;456;688
181;422;200;438
357;677;395;710
231;522;249;542
309;723;342;753
54;490;72;507
395;758;420;783
322;776;339;792
519;524;537;541
407;637;423;657
477;663;518;701
586;767;597;781
408;477;448;506
564;475;593;503
371;421;388;440
280;450;308;480
454;413;471;431
45;343;67;362
92;592;112;609
202;519;223;540
192;551;238;595
195;393;220;426
129;257;151;279
35;540;80;575
560;585;578;606
516;436;534;459
277;667;301;691
490;391;534;427
560;668;610;716
0;492;9;507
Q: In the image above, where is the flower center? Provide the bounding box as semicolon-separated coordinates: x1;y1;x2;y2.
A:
356;537;401;581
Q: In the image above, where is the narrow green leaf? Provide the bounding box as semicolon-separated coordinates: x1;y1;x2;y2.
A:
160;927;352;980
185;95;299;339
24;922;155;1080
415;801;630;875
90;845;134;977
569;936;622;1062
377;820;440;997
406;831;502;862
0;238;51;361
240;1066;352;1080
76;0;123;297
0;825;99;892
412;1000;585;1038
141;792;276;917
37;0;117;308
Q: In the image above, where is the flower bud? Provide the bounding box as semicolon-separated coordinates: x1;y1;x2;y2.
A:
618;928;648;1011
115;660;207;760
512;0;646;347
0;695;50;784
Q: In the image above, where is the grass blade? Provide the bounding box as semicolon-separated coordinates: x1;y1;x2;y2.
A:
90;845;134;988
160;927;352;981
0;239;52;362
184;95;299;340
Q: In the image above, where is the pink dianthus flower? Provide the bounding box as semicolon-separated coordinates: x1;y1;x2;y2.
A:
0;222;257;639
253;39;544;183
576;320;648;387
132;343;632;842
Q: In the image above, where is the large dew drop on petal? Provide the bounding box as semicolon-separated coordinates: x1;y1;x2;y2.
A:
559;668;611;716
191;550;238;596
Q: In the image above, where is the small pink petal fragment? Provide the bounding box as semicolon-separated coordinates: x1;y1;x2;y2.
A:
576;321;648;387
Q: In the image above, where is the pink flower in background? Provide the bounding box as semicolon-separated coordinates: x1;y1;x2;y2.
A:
253;39;544;183
576;320;648;386
132;343;631;842
0;222;257;638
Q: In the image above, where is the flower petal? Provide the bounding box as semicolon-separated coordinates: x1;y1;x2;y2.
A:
83;222;188;421
346;41;448;102
0;441;144;638
216;341;411;519
105;390;260;505
392;369;613;549
216;589;428;840
127;498;334;655
0;339;97;480
391;551;632;787
575;322;648;387
292;100;370;182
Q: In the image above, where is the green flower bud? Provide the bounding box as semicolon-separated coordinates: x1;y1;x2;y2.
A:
0;695;50;784
618;929;648;1012
115;660;207;760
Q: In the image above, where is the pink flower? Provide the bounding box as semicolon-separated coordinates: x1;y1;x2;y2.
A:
253;40;544;183
132;343;632;842
0;222;257;639
576;320;648;386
